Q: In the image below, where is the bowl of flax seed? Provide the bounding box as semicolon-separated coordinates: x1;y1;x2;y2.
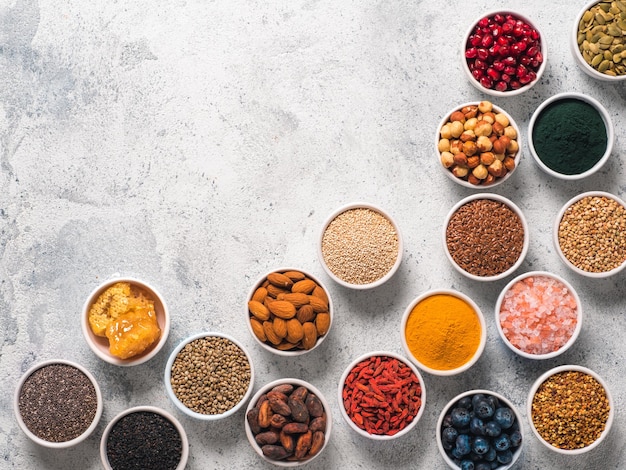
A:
443;193;529;281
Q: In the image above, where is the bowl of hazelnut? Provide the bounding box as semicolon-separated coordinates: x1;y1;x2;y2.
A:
436;101;521;189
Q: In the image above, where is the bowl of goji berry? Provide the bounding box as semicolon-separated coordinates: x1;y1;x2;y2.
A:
338;351;425;440
462;11;547;97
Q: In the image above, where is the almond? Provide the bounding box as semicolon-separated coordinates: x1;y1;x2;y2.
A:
315;313;330;336
308;295;328;313
248;300;270;321
276;341;298;351
286;319;304;343
268;300;297;319
280;292;309;308
311;285;329;305
252;286;268;303
267;284;290;298
272;317;287;339
263;321;282;345
296;305;315;323
250;318;267;342
291;279;316;294
282;270;306;281
301;322;318;350
267;272;294;289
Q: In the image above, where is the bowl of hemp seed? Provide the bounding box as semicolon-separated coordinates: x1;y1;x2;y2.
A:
164;332;255;420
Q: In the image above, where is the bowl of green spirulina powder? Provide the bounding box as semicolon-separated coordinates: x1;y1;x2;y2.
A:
528;92;614;180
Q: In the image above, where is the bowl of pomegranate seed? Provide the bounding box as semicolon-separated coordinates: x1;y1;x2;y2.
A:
463;11;547;96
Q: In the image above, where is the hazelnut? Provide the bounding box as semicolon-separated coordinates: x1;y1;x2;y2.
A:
483;173;496;185
479;152;496;166
451;165;468;178
460;130;476;142
503;125;517;140
476;135;493;152
488;159;504;177
472;164;488;180
478;101;493;113
481;112;496;124
440;151;454;168
492;139;506;155
453;152;468;166
450;121;464;138
464;117;478;131
438;138;451;153
450;140;464;155
440;123;453;140
504;156;516;171
495;113;510;127
462;105;478;119
467;173;481;185
492;121;505;136
507;139;519;154
463;141;478;156
473;120;492;137
467;155;480;168
450;111;465;123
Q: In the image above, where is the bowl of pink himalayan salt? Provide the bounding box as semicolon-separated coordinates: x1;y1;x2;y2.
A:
495;271;582;360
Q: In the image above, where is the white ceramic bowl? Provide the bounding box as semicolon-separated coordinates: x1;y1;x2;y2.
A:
437;389;524;469
164;331;255;420
495;271;582;360
14;359;103;449
571;1;626;82
462;10;547;97
245;378;332;466
318;202;403;289
401;289;486;376
81;277;170;366
338;351;425;440
554;191;626;278
100;405;189;470
527;365;614;455
528;92;614;180
436;101;522;189
443;193;529;281
245;267;333;356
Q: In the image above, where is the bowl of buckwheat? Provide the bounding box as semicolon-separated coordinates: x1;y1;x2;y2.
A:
164;332;255;421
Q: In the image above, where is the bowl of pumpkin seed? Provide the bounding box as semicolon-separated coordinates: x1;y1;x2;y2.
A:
572;0;626;81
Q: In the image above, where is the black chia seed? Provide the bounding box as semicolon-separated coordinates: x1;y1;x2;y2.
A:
106;411;183;470
18;363;98;442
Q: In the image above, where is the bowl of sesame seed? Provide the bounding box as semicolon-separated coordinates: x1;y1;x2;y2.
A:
164;332;255;421
318;202;403;289
554;191;626;278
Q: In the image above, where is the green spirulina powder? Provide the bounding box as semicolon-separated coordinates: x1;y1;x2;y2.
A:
532;98;607;175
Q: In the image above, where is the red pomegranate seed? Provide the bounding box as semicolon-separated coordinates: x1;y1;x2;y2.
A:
487;68;500;80
501;73;511;83
495;81;508;92
480;76;493;88
465;48;478;59
504;65;516;75
493;60;505;71
477;48;489;60
481;35;493;47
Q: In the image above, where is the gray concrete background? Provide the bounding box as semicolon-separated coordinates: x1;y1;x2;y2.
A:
1;0;625;468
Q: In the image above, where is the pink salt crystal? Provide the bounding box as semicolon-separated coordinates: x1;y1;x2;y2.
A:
499;275;578;355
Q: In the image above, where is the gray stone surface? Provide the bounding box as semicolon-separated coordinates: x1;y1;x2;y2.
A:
1;1;625;468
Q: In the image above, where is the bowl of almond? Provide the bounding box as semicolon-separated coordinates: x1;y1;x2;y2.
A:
245;268;333;356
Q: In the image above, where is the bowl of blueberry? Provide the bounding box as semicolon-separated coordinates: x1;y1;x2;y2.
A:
436;390;523;470
462;10;546;96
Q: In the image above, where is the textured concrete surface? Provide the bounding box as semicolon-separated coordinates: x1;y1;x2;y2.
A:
1;1;625;469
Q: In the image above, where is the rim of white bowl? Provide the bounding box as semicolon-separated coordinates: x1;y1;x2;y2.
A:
436;389;524;470
14;359;103;449
164;331;255;420
461;10;548;97
495;271;583;360
100;405;189;470
571;1;626;82
244;378;332;466
527;92;614;180
435;101;522;189
443;193;529;281
81;277;171;367
337;350;426;440
527;365;614;455
318;202;403;290
245;267;333;356
401;289;487;376
553;191;626;278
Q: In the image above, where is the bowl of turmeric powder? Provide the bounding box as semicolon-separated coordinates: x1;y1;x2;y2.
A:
81;277;170;366
401;289;486;376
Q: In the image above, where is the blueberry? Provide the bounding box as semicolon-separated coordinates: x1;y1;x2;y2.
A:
475;463;491;470
494;407;515;429
485;394;500;410
443;414;454;428
451;447;464;460
470;417;485;436
458;396;473;409
510;429;522;447
493;433;511;452
451;407;472;428
442;439;454;451
442;426;459;443
460;460;475;470
496;449;513;465
455;434;472;456
471;393;486;409
472;436;490;455
490;462;500;469
484;446;497;462
484;420;501;437
475;400;494;419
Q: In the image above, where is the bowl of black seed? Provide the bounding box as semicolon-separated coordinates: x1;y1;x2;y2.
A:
14;359;103;448
164;331;255;420
101;405;189;470
443;193;529;282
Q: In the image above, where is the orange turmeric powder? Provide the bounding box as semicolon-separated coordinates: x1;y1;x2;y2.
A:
405;293;481;370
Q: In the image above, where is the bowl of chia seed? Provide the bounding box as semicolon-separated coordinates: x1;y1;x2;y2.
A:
101;405;189;470
164;331;255;420
318;202;403;289
14;359;103;449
